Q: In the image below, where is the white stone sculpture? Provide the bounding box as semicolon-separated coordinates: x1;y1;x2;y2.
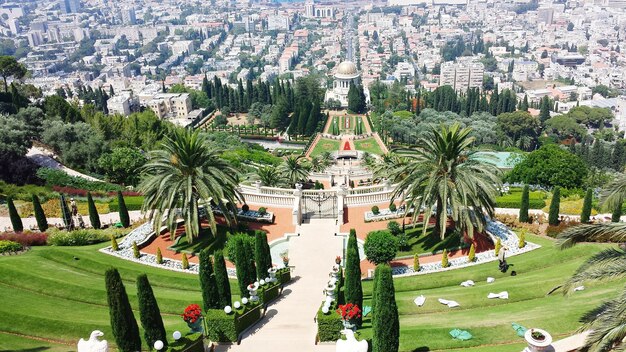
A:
336;329;368;352
78;330;108;352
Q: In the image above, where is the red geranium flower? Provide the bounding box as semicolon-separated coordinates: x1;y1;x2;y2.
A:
337;303;362;322
182;304;202;323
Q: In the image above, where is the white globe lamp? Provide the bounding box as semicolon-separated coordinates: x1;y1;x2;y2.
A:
172;331;182;341
154;340;164;351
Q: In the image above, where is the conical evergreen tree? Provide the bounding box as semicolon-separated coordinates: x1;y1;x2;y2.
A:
519;184;529;223
137;274;167;350
580;188;593;224
371;264;399;352
117;191;130;228
105;268;141;352
234;236;253;295
344;229;363;326
199;248;220;310
548;187;561;226
7;197;22;232
32;194;48;232
213;250;232;308
612;203;622;223
87;192;101;229
59;194;73;230
255;232;272;280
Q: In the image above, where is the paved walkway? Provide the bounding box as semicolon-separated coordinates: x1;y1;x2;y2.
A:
0;210;145;232
215;219;343;352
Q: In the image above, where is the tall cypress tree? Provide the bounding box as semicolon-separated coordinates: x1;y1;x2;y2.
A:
199;248;220;310
344;229;363;326
580;188;593;224
539;96;551;122
612;202;623;223
234;236;253;295
213;249;232;308
519;184;529;223
105;268;141;352
117;191;130;228
548;186;561;226
87;192;101;229
59;194;73;230
7;197;22;232
137;274;167;350
255;232;272;280
31;194;47;232
372;264;399;352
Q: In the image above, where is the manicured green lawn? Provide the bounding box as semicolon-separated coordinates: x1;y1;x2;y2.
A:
495;188;546;209
0;244;240;350
395;226;466;258
356;235;621;351
354;138;384;155
309;138;341;157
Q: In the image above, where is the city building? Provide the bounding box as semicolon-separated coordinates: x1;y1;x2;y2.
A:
325;61;370;107
147;93;192;119
59;0;80;14
107;92;135;116
439;60;484;92
304;0;334;18
267;14;290;31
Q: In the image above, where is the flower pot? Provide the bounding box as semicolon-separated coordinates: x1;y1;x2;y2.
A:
524;328;552;352
187;317;204;334
342;320;356;331
283;260;289;268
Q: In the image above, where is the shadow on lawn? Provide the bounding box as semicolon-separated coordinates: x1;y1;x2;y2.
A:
409;228;464;254
0;348;55;352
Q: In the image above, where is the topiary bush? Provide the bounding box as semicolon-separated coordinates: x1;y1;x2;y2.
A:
241;204;249;212
580;188;592;224
518;230;526;248
441;249;449;268
117;191;130;228
7;197;23;233
199;248;220;310
468;244;476;262
0;240;23;254
371;205;380;215
397;233;408;250
258;207;267;215
32;194;48;232
344;229;363;327
548;187;561;226
105;268;141;352
387;221;401;236
136;274;167;350
371;264;399;352
132;241;140;258
111;236;119;251
519;184;529;223
87;192;101;230
47;228;128;246
389;203;397;212
213;249;232;308
364;231;399;265
182;253;189;269
156;247;162;264
495;238;501;256
413;254;420;272
317;308;343;342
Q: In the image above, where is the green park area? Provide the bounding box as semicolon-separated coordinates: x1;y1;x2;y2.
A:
309;138;341;157
354;138;384;155
355;235;620;351
0;244;241;350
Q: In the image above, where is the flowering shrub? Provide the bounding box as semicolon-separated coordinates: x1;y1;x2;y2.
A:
182;304;203;324
47;228;129;246
0;232;47;246
495;214;542;235
546;221;581;238
0;240;23;254
336;303;361;322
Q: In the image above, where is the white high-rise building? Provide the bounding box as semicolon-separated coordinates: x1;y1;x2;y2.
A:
439;60;484;92
121;7;136;25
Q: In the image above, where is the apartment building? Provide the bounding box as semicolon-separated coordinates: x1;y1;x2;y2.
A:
439;60;484;92
147;93;192;119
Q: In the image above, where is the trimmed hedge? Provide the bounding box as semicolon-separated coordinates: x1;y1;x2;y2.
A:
259;282;280;305
278;268;291;285
205;304;262;342
37;168;124;193
495;198;545;209
317;308;343;342
167;333;204;352
47;228;129;246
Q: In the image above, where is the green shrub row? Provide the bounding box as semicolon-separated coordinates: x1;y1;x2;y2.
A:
0;181;56;202
47;228;129;246
0;240;23;254
37;168;124;193
495;198;546;209
205;304;262;342
259;282;280;305
317;308;343;342
109;196;144;212
278;268;291;285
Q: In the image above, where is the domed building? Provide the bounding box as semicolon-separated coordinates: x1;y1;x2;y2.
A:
325;61;370;108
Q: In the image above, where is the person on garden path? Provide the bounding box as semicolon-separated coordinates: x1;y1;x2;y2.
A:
498;246;508;273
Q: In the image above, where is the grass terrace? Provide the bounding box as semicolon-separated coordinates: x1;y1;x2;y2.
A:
355;235;620;351
353;138;384;155
0;244;241;350
309;138;341;157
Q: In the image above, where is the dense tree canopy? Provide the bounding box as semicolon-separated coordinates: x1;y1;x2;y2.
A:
506;144;588;189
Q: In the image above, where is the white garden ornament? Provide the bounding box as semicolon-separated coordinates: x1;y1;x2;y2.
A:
172;331;182;340
335;329;368;352
77;330;108;352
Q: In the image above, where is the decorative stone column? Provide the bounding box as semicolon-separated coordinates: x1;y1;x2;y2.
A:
254;180;262;192
292;183;303;225
382;178;391;191
337;184;347;225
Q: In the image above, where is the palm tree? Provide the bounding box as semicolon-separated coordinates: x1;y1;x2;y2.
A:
372;153;407;181
279;156;310;188
139;129;243;243
390;123;501;239
256;166;282;187
556;175;626;351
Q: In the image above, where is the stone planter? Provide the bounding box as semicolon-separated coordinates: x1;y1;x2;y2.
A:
524;328;552;352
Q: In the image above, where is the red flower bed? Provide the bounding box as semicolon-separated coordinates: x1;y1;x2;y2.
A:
337;303;361;321
52;186;142;198
343;141;352;151
182;304;202;323
0;232;48;246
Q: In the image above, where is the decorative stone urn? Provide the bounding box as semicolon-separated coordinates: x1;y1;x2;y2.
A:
248;283;259;302
324;281;336;301
268;267;277;283
524;328;552;352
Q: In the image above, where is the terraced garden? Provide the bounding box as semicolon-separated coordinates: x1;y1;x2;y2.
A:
353;137;384;155
309;138;341;157
356;235;621;351
0;244;240;351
